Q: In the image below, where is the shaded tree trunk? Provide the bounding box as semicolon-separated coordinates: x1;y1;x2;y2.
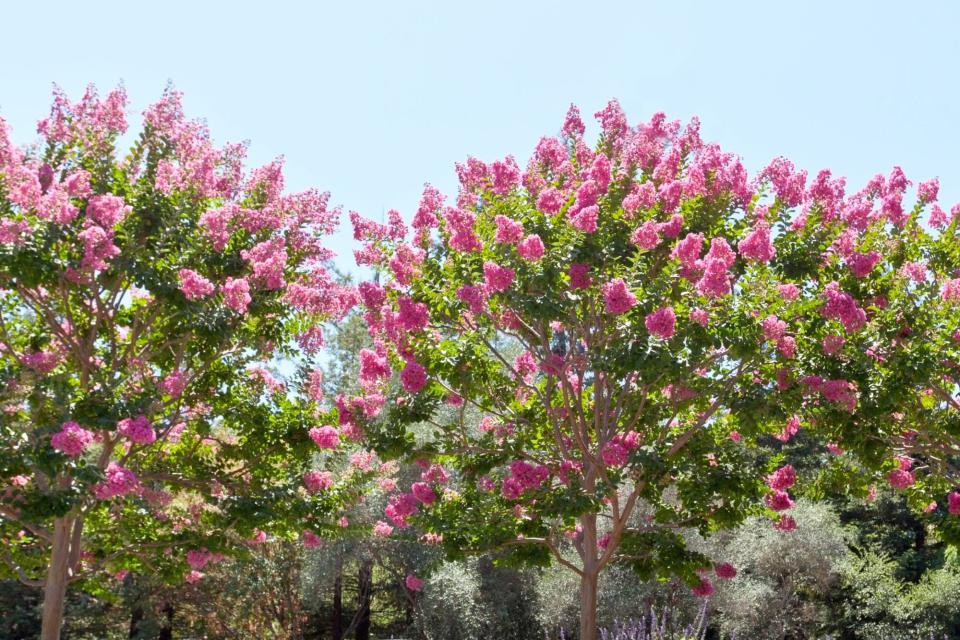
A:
332;553;343;640
128;606;144;638
355;559;372;640
158;603;174;640
40;517;73;640
579;511;600;640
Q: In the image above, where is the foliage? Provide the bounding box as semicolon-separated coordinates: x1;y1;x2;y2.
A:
0;85;365;635
345;97;960;640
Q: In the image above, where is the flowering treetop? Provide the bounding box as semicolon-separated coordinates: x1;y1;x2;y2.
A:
0;85;365;611
347;98;960;624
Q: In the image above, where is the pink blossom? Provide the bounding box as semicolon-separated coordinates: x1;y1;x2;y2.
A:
673;233;704;267
413;183;444;230
516;234;545;261
767;465;796;491
691;577;714;597
186;549;212;570
457;284;488;314
569;205;598;233
774;515;797;532
483;261;515;293
117;415;156;445
847;251;881;278
568;263;593;289
887;468;914;489
160;370;187;398
775;415;802;442
373;521;394;537
764;490;794;511
822;282;867;333
659;213;683;238
302;530;322;548
631;220;661;250
178;269;215;301
309;425;340;450
51;421;94;457
401;360;428;393
78;224;120;270
761;315;788;341
822;335;845;356
185;570;204;584
738;223;775;263
397;297;430;332
601;442;629;467
537;187;565;214
942;278;960;302
241;237;287;289
385;492;419;527
729;431;742;443
405;574;424;591
948;491;960;515
715;562;737;579
778;283;800;300
689;309;709;327
495;215;525;244
645;307;676;339
92;462;139;500
917;177;939;203
562;104;585;138
602;279;636;315
761;157;806;208
359;348;391;383
491;156;521;195
222;277;251;314
411;482;437;505
304;470;334;493
827;442;844;455
86;194;131;228
696;259;731;298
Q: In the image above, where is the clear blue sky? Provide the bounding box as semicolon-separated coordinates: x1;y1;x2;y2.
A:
2;0;957;275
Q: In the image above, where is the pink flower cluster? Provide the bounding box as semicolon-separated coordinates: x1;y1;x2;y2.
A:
501;460;550;499
304;470;334;493
309;425;340;450
117;415;156;445
92;462;139;500
51;421;94;457
401;360;428;393
179;269;215;301
222;277;251;314
821;282;867;333
160;370;187;398
644;307;676;339
385;492;419;527
603;278;636;315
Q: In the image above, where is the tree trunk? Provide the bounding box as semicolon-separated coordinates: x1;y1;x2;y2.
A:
355;559;372;640
158;603;174;640
578;510;600;640
579;572;599;640
332;553;343;640
40;516;73;640
128;606;144;638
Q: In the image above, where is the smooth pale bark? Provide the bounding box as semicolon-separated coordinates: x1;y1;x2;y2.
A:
578;510;600;640
579;572;599;640
39;517;73;640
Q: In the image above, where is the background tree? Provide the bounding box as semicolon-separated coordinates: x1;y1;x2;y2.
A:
349;100;960;639
0;85;366;639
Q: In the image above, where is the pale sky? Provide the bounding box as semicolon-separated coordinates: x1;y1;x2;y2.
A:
2;0;957;274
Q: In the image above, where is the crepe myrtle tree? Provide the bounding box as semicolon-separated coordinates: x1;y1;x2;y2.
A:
347;101;960;640
0;86;366;640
